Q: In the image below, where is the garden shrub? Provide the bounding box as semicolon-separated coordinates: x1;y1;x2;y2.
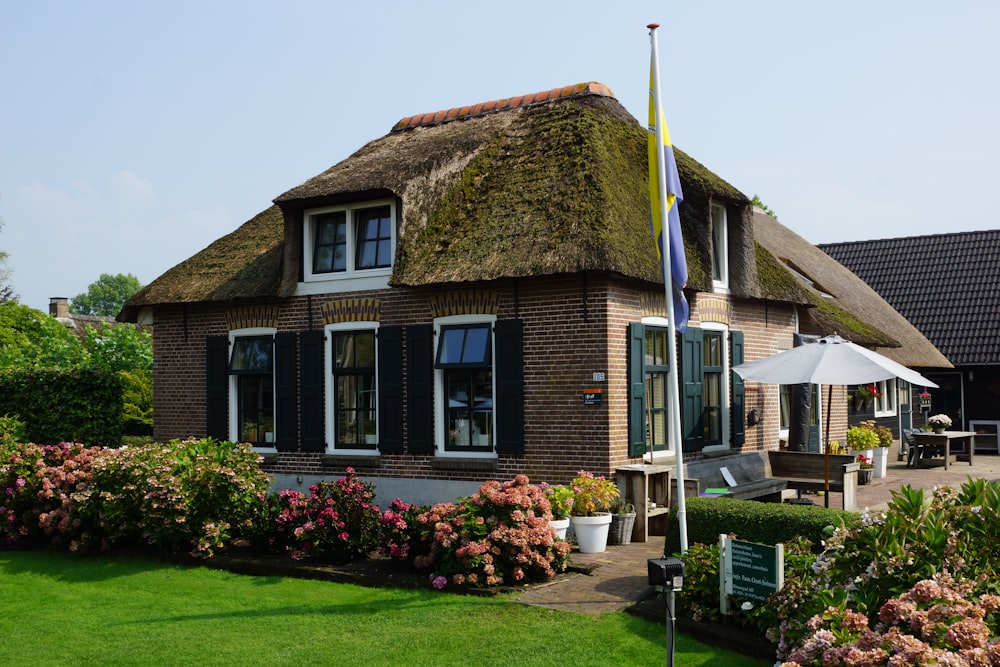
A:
409;475;571;588
69;438;270;557
262;469;384;562
0;442;112;548
664;496;859;556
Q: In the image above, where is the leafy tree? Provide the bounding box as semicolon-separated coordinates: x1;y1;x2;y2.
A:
0;217;17;304
0;301;89;370
751;194;778;220
81;322;152;374
71;273;142;317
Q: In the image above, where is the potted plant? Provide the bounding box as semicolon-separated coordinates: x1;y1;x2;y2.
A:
928;414;952;433
846;423;878;458
856;453;874;485
854;383;882;411
607;496;636;546
542;484;574;540
871;423;893;478
569;470;619;553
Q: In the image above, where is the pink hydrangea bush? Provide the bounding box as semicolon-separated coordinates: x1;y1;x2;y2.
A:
781;576;1000;666
378;497;423;562
0;442;111;547
409;475;571;588
265;468;383;562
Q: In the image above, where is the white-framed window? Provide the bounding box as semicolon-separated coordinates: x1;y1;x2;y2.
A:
434;314;497;457
641;316;672;456
228;327;277;450
875;378;897;417
700;322;730;450
325;322;379;453
301;199;396;292
711;203;729;291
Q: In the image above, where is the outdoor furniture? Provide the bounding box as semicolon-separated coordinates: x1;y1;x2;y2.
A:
910;431;976;470
767;451;860;511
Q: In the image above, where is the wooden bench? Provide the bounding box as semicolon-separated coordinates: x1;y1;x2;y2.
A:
767;451;859;512
684;452;787;502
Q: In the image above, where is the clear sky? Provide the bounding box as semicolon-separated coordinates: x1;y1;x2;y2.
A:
3;1;997;313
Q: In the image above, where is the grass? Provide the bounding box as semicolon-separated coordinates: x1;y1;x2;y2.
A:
0;551;770;667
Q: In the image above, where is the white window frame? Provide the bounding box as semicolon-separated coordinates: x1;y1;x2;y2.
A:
324;321;380;455
433;313;498;459
874;378;897;417
700;321;731;452
711;203;730;291
228;326;278;453
299;199;396;295
641;316;675;460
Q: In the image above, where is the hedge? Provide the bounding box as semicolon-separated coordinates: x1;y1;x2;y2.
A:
0;368;122;446
664;496;860;555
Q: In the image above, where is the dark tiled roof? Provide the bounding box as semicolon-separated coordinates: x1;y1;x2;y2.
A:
820;231;1000;365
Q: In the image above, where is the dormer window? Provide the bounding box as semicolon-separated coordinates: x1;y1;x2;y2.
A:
711;203;729;290
303;200;396;285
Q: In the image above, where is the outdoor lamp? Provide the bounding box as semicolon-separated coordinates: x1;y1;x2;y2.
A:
647;557;685;590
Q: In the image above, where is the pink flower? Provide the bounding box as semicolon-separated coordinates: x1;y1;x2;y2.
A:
432;575;447;590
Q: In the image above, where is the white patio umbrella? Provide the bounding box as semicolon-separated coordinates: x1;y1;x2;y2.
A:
732;335;938;506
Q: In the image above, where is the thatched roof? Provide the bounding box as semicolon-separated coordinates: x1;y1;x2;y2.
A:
752;208;951;368
122;77;940;371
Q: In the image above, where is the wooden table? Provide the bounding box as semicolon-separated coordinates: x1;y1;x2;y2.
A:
911;430;976;470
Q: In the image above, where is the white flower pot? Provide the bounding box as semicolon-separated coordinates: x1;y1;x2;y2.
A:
571;513;612;553
548;518;569;541
872;446;889;478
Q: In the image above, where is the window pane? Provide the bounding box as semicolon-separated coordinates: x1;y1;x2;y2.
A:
237;375;273;445
355;206;391;269
645;328;667;367
314;212;346;274
446;368;492;450
436;325;491;367
230;336;273;373
333;330;377;449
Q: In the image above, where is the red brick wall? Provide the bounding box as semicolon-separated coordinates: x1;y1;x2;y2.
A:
149;277;812;489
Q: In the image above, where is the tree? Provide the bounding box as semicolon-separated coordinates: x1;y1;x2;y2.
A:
0;301;89;370
0;217;17;304
751;195;778;220
71;273;143;317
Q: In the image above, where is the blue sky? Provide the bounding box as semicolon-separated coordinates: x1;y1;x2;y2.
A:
3;1;997;312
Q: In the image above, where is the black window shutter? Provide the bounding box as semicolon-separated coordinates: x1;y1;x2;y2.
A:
206;336;229;441
730;330;746;447
406;324;435;454
628;322;647;457
299;330;325;451
275;333;298;450
495;319;525;456
378;326;404;453
681;327;705;452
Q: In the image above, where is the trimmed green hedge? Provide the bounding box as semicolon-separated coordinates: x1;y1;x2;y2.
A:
0;368;122;446
664;496;860;555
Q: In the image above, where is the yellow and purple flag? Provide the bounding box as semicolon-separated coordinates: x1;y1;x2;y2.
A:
648;57;689;333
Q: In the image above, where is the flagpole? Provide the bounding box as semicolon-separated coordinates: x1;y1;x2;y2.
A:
649;23;688;554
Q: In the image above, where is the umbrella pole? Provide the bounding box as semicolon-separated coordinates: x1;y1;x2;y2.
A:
824;384;832;509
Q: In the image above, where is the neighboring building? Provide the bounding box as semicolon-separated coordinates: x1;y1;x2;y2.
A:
49;297;115;338
754;212;950;451
120;82;944;503
821;231;1000;436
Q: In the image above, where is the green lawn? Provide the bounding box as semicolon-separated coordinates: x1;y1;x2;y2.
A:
0;551;769;666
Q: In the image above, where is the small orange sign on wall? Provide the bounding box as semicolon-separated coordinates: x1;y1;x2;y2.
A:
582;388;603;405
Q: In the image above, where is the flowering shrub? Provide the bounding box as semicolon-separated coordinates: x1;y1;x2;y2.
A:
67;438;270;557
0;442;111;547
378;497;425;562
927;413;953;429
410;475;570;587
570;470;618;516
845;424;878;451
855;454;873;469
782;576;1000;666
265;469;383;562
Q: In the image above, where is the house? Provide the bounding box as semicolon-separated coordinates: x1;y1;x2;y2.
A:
753;211;950;452
821;231;1000;445
119;82;944;504
48;297;116;337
